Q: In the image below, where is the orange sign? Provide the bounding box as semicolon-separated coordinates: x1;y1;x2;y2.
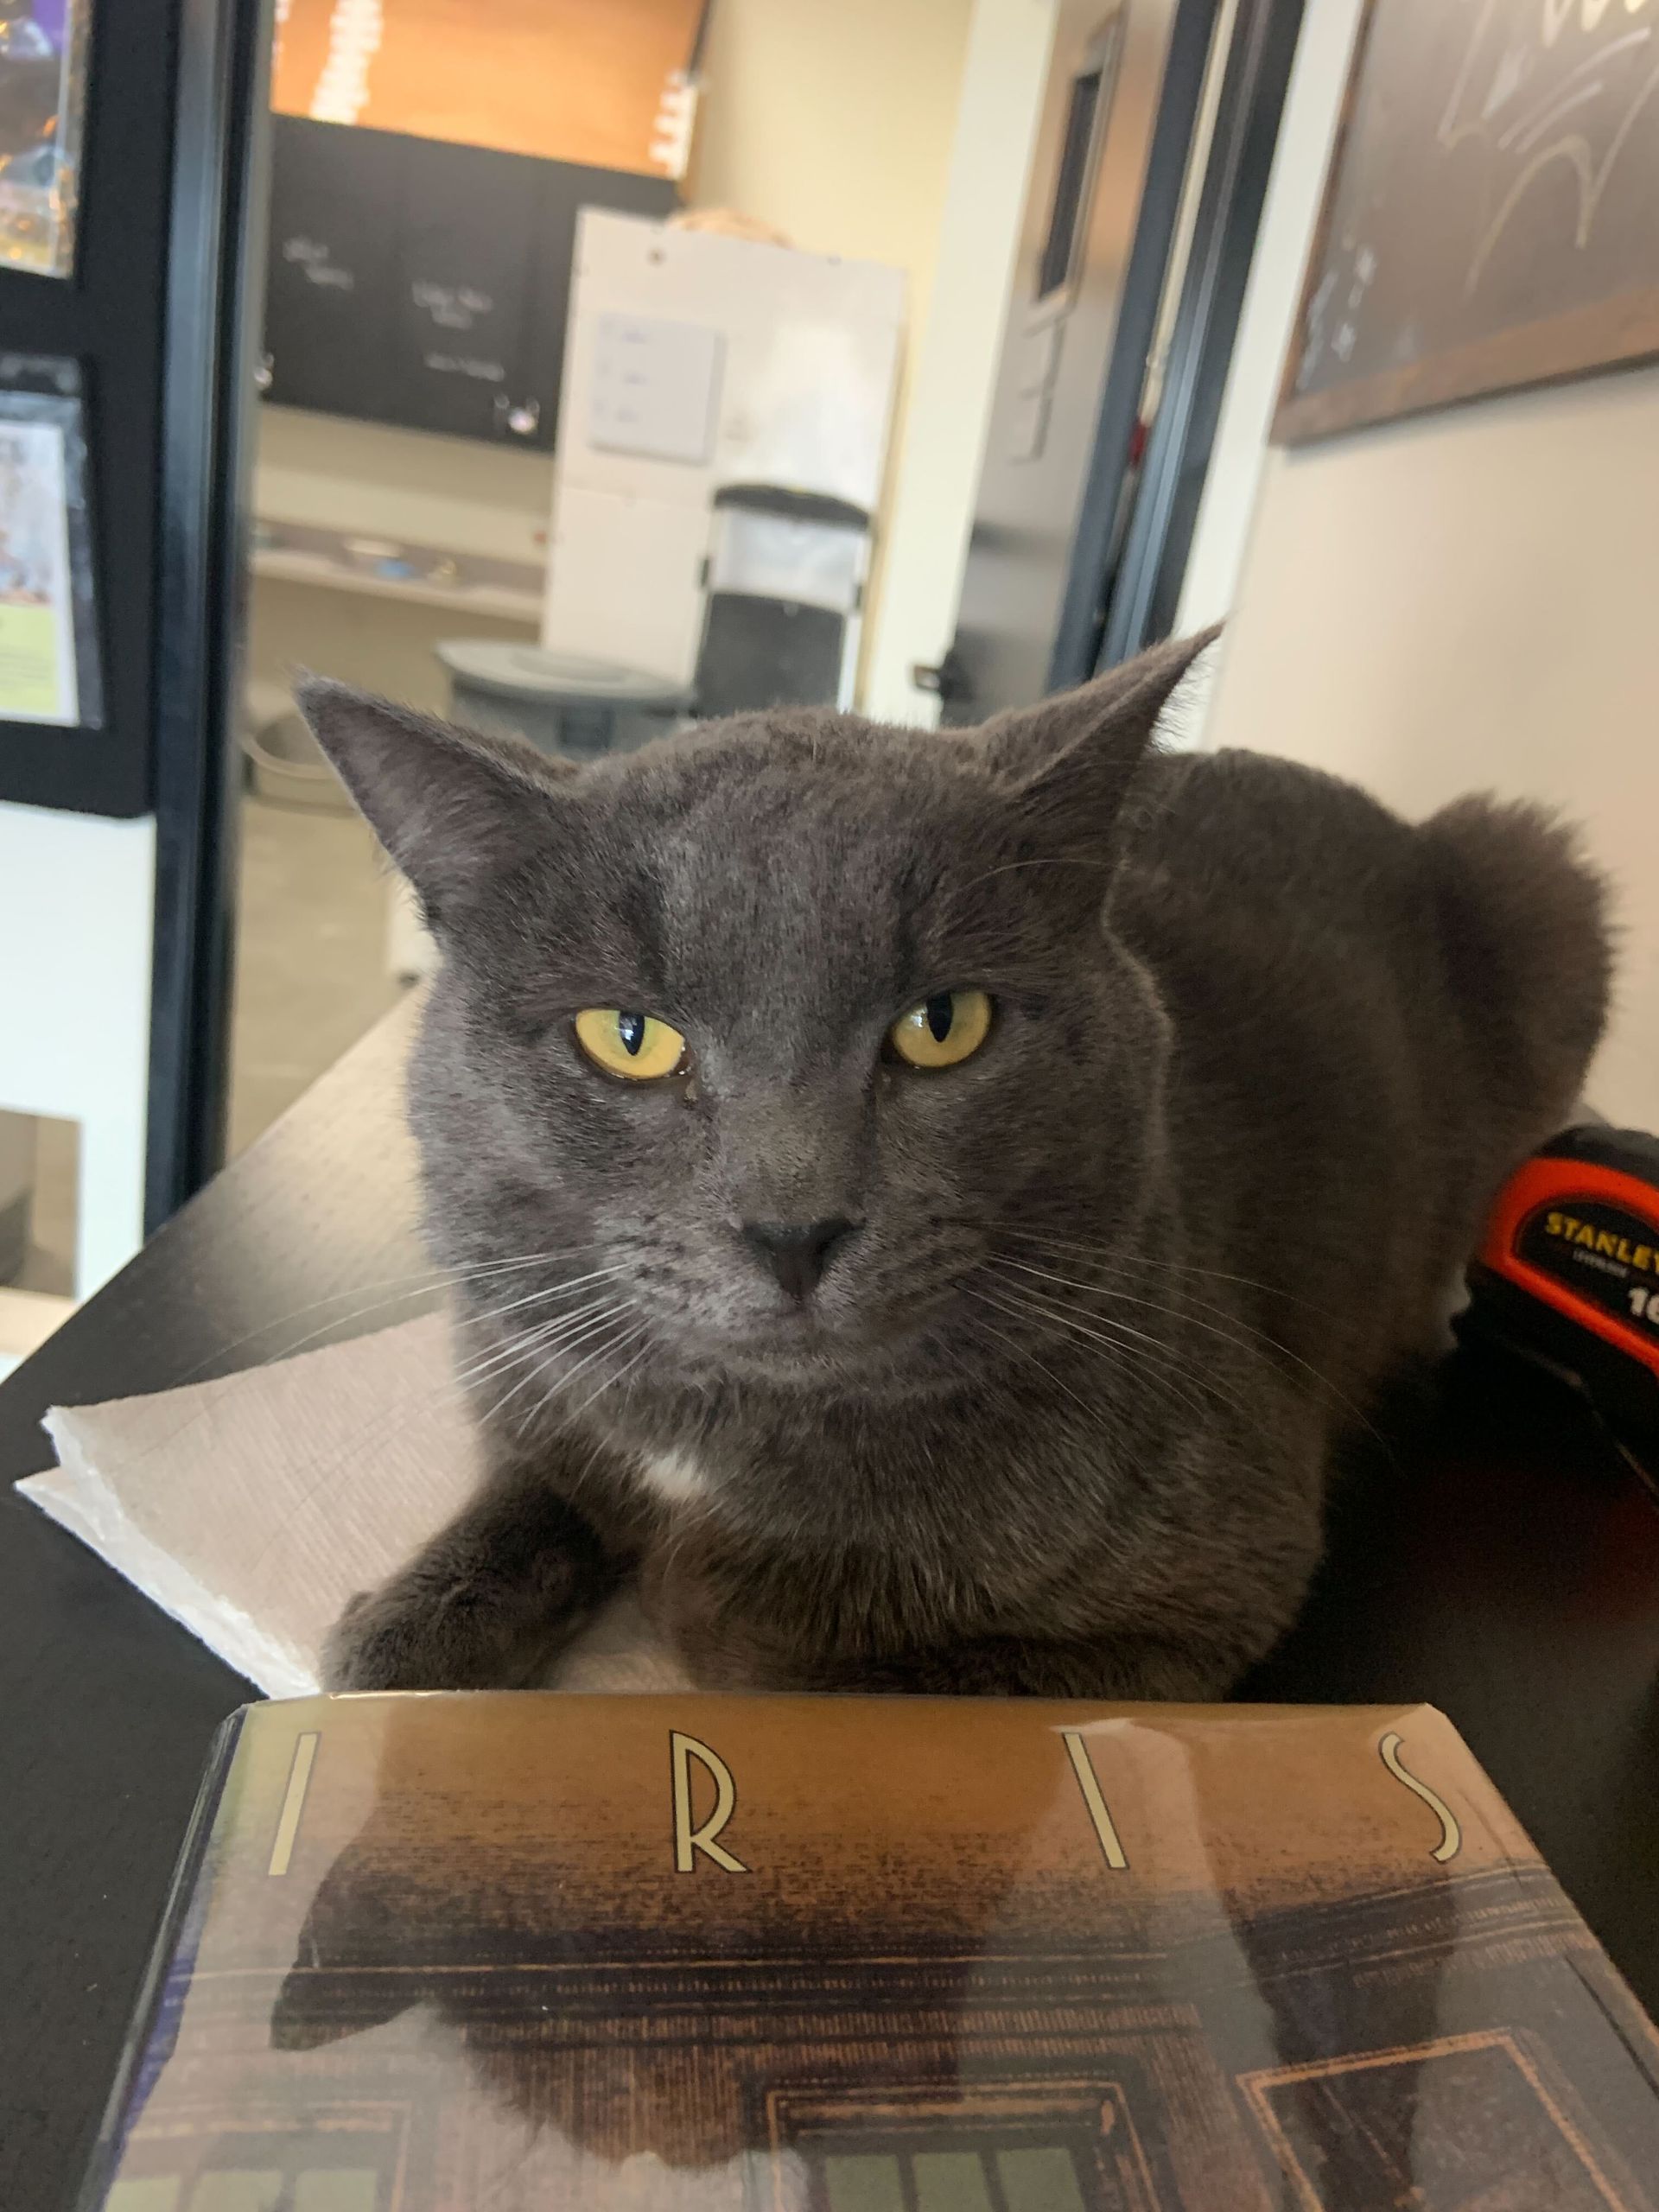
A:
270;0;706;174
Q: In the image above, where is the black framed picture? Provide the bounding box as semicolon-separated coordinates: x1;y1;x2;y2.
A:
1277;0;1659;445
0;0;94;280
0;353;102;728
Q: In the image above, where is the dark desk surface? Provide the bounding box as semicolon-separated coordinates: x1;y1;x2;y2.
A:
4;998;1659;2209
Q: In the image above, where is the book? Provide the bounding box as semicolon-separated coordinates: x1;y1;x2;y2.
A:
81;1694;1659;2211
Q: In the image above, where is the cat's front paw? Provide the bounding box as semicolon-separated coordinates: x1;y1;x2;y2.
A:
321;1578;484;1692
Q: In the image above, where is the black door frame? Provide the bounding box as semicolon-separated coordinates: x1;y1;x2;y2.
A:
144;0;275;1230
1046;0;1220;693
1052;0;1306;687
1096;0;1305;666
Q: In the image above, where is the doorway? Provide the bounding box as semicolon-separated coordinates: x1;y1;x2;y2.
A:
122;0;1307;1243
938;0;1303;723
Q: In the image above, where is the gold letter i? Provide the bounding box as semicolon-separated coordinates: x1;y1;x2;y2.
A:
1063;1728;1129;1870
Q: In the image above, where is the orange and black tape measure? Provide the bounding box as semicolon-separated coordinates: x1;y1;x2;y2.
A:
1460;1126;1659;1495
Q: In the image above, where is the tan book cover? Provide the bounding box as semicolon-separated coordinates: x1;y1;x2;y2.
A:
83;1694;1659;2211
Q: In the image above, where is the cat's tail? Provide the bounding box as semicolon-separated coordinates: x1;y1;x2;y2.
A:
1420;796;1613;1135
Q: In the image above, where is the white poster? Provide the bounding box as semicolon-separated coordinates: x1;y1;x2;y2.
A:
0;418;79;725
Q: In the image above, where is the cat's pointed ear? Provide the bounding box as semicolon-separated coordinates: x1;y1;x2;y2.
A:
976;626;1220;838
296;678;575;920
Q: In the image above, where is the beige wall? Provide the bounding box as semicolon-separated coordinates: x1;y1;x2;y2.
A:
247;408;545;715
254;404;553;566
689;0;980;708
858;0;1056;723
689;0;973;341
245;575;532;717
1205;363;1659;1125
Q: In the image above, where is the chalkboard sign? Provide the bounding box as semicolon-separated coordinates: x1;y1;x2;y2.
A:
1276;0;1659;444
264;119;677;448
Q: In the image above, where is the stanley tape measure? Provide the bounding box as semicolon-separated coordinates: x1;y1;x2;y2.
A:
1459;1125;1659;1495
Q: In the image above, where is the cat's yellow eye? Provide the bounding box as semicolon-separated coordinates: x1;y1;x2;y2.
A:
888;988;993;1071
574;1007;689;1081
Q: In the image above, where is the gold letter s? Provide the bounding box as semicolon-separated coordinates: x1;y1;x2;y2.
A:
1379;1731;1461;1862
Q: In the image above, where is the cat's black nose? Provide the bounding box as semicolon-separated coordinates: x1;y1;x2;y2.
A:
742;1217;859;1301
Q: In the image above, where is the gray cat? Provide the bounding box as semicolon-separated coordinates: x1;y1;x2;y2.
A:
300;632;1608;1700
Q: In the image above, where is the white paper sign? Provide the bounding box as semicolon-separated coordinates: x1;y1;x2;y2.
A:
0;420;79;726
588;312;724;465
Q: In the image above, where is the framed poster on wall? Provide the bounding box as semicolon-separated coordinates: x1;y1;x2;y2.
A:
1276;0;1659;445
0;354;101;727
0;0;94;279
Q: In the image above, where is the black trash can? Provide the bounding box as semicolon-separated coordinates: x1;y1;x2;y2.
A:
437;642;688;761
692;486;871;720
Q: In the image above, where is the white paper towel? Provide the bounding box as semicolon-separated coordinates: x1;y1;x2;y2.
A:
17;1311;689;1694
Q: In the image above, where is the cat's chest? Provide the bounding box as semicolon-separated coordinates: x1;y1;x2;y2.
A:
635;1446;713;1503
625;1411;1090;1541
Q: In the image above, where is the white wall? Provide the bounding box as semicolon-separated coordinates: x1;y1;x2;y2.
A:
0;804;156;1300
1204;364;1659;1125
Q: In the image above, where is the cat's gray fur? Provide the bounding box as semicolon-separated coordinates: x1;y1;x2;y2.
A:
300;633;1609;1699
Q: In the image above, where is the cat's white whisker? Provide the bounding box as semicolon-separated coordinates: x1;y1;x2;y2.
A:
451;1297;637;1394
995;1239;1313;1356
986;1265;1256;1397
563;1325;658;1426
991;1249;1381;1442
168;1243;618;1388
1001;1228;1324;1316
473;1304;643;1426
238;1282;458;1376
450;1300;633;1394
956;1299;1101;1424
988;1262;1178;1357
989;1268;1249;1402
970;1278;1224;1431
494;1313;646;1435
455;1265;628;1333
